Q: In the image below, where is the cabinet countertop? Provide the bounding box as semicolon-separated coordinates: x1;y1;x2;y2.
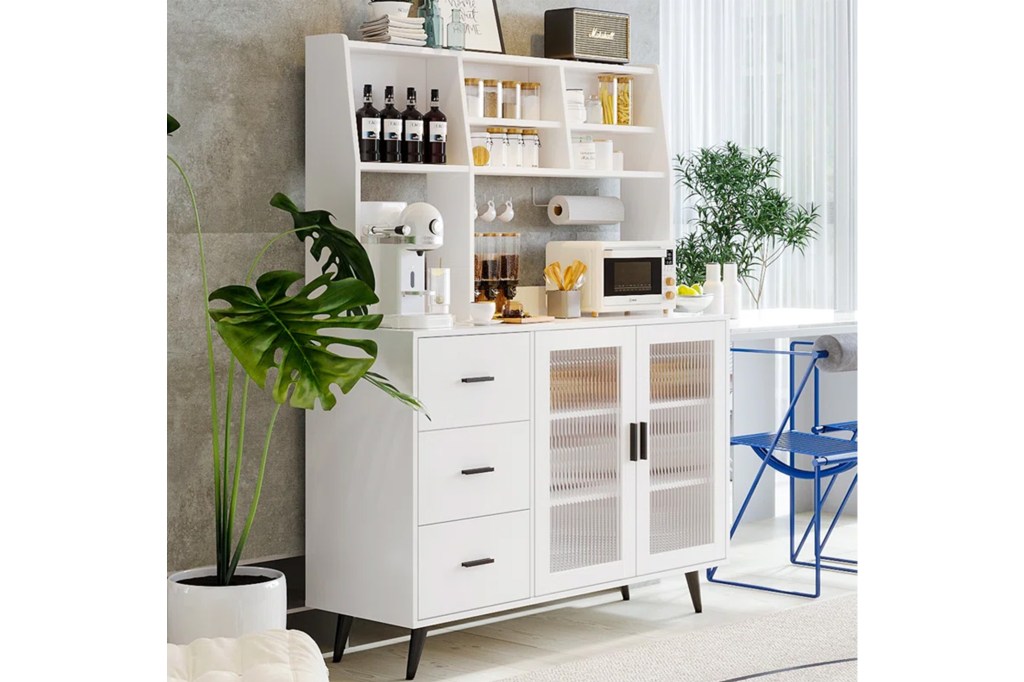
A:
373;312;730;338
729;308;858;341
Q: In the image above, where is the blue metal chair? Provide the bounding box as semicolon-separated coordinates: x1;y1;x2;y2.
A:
707;340;858;598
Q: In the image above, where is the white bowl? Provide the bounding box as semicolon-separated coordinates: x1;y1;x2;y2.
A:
675;294;714;313
367;1;413;20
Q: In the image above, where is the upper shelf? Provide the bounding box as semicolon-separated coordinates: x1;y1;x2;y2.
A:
467;117;560;129
570;124;657;135
474;167;666;179
359;162;470;174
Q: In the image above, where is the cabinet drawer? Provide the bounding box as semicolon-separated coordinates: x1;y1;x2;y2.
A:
419;422;530;525
418;511;530;620
417;334;530;431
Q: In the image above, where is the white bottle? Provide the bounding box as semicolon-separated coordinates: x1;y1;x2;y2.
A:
704;263;724;315
723;262;741;319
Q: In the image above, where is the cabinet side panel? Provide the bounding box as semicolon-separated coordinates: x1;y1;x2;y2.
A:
305;330;417;628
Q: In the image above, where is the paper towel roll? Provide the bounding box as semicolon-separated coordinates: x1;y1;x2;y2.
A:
547;195;625;225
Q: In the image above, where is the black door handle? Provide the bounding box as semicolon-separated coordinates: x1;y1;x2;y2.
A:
461;466;495;475
629;422;638;462
640;421;648;460
461;376;495;383
461;558;495;568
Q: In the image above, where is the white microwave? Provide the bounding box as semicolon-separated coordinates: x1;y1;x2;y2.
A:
546;241;677;316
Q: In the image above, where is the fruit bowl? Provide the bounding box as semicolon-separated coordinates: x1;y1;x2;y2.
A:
675;294;714;314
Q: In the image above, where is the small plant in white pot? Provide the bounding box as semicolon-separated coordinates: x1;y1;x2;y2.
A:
166;115;425;644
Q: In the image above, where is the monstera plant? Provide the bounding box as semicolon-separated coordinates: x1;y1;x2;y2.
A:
168;114;423;586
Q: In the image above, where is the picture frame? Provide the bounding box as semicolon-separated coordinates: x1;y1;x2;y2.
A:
413;0;506;54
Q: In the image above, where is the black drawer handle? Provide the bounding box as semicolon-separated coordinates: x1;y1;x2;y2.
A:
461;558;495;568
461;466;495;475
640;421;648;461
461;376;495;384
629;422;638;462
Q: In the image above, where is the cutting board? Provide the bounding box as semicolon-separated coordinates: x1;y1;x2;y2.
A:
501;315;556;324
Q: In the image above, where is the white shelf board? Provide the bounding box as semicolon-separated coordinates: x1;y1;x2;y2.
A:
468;117;560;129
561;61;655;76
473;167;665;179
570;124;656;135
359;162;470;174
347;40;459;61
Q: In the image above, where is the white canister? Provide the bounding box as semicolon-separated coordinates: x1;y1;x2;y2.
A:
506;128;524;167
486;127;507;167
522;129;540;168
521;82;541;120
565;89;586;125
722;262;741;318
594;139;613;171
572;135;596;170
703;263;724;315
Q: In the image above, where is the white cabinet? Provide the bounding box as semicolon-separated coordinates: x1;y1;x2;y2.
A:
533;322;728;595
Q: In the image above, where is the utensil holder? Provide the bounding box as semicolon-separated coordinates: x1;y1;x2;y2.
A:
547;290;581;319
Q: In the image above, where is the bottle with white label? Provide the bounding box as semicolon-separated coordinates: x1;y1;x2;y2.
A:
722;262;741;319
401;87;424;164
355;84;380;163
704;263;724;315
380;85;402;163
423;88;447;165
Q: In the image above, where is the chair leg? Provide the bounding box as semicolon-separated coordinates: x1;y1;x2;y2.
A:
685;571;702;613
332;614;355;663
406;627;427;680
620;585;630;601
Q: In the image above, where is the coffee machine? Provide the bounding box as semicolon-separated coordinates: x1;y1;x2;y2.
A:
360;201;454;329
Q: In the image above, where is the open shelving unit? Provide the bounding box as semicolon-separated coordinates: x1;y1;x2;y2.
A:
305;34;672;321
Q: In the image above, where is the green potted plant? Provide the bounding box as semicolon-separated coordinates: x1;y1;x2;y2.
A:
673;141;819;307
166;114;424;644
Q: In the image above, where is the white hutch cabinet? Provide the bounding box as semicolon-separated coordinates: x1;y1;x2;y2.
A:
302;34;729;680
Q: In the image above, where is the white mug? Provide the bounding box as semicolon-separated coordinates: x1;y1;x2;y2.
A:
477;200;496;222
469;300;495;324
497;199;514;222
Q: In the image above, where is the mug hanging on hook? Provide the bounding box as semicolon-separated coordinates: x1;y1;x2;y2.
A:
497;198;514;223
478;199;496;222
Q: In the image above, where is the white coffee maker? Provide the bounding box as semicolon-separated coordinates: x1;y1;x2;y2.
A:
360;201;455;329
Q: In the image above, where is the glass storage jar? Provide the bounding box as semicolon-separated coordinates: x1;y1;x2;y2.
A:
483;80;501;118
565;88;586;124
486;127;507;167
522;128;540;168
585;94;603;124
506;128;524;167
501;80;520;119
521;82;541;120
615;75;633;125
597;74;617;125
464;77;483;118
470;130;491;167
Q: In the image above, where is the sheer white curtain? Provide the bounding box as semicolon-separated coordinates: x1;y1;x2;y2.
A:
660;0;857;311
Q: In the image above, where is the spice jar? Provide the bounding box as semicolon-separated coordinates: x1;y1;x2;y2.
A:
522;128;540;168
486;127;507;167
597;74;617;125
521;82;541;120
615;75;633;125
506;128;524;167
470;130;491;167
464;78;483;118
483;79;501;118
501;80;520;119
585;94;603;124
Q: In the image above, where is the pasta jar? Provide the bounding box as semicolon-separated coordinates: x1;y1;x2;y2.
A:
521;82;541;120
597;74;617;125
470;130;491;167
464;77;483;118
615;75;633;125
483;79;501;118
506;128;524;167
486;127;508;167
501;80;520;119
522;128;540;168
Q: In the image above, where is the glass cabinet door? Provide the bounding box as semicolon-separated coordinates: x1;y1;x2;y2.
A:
635;322;728;576
534;328;637;596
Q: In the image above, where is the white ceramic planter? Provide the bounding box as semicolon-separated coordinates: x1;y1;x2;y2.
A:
167;566;287;644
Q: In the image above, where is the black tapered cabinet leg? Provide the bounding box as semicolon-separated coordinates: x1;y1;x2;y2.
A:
685;570;703;613
406;627;428;680
332;614;355;663
620;585;631;601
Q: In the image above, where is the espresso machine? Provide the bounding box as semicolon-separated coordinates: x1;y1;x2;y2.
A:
360;201;454;329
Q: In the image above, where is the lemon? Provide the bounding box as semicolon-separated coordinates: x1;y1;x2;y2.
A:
693;283;703;294
677;284;698;296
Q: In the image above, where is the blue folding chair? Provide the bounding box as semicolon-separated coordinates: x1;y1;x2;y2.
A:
707;339;858;598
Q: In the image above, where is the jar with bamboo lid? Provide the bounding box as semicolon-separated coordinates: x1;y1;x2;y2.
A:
521;128;540;168
520;82;541;120
615;75;633;125
464;77;483;118
501;80;520;119
597;74;617;125
486;127;508;167
506;128;524;167
483;79;501;118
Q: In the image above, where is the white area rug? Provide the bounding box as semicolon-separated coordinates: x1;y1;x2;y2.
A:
504;594;857;682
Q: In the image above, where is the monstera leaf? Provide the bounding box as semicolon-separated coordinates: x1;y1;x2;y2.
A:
168;114;180;135
209;270;383;410
270;193;374;295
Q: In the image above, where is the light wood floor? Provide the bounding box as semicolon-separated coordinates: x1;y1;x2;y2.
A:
328;514;857;681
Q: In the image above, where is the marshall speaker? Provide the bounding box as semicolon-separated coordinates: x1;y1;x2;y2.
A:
544;8;630;64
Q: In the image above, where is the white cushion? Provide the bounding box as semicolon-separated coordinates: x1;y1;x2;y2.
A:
167;629;328;682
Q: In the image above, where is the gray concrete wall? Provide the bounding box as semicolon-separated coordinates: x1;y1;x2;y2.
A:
168;0;660;572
